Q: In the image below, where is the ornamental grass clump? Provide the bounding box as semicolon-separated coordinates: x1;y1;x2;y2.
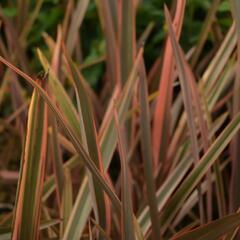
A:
0;0;240;239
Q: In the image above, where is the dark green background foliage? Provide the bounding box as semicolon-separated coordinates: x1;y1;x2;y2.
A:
1;0;231;88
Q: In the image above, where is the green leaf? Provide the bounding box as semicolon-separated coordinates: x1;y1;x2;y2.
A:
230;0;240;35
114;110;135;240
164;4;205;223
139;58;161;240
100;48;144;170
229;0;240;213
48;117;64;207
95;0;120;86
12;81;48;239
138;154;193;235
0;219;61;240
66;0;89;55
65;50;108;235
152;0;185;170
0;56;121;219
60;168;73;236
160;110;240;231
120;0;135;83
43;155;81;202
44;46;144;239
37;49;82;141
0;53;144;240
172;212;240;240
190;0;220;67
62;176;91;240
203;24;236;93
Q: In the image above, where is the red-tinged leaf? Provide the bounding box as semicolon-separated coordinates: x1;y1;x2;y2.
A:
66;0;89;55
114;109;135;240
60;168;73;236
139;106;228;233
95;0;120;86
51;26;62;76
41;46;143;239
0;54;144;240
159;111;240;232
99;85;121;139
230;0;240;213
152;0;185;170
175;26;225;220
90;218;112;240
46;47;143;239
42;155;81;202
49;27;64;209
37;49;82;142
138;152;193;235
48;120;64;208
172;212;240;240
62;0;74;39
203;24;236;93
64;48;109;233
12;79;48;240
164;5;205;223
10;72;27;140
120;0;136;84
230;0;240;35
62;176;90;240
17;0;30;32
0;55;122;217
100;47;144;170
139;58;161;240
190;0;221;67
172;159;228;228
20;0;44;42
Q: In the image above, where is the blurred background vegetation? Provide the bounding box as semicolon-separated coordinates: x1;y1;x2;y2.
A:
1;0;232;88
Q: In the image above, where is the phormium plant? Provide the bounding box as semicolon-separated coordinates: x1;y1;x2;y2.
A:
0;0;240;239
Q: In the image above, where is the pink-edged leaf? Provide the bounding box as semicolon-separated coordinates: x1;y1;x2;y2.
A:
152;0;185;170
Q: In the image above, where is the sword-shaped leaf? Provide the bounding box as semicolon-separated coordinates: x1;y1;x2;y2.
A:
172;212;240;240
64;50;109;236
12;79;48;239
